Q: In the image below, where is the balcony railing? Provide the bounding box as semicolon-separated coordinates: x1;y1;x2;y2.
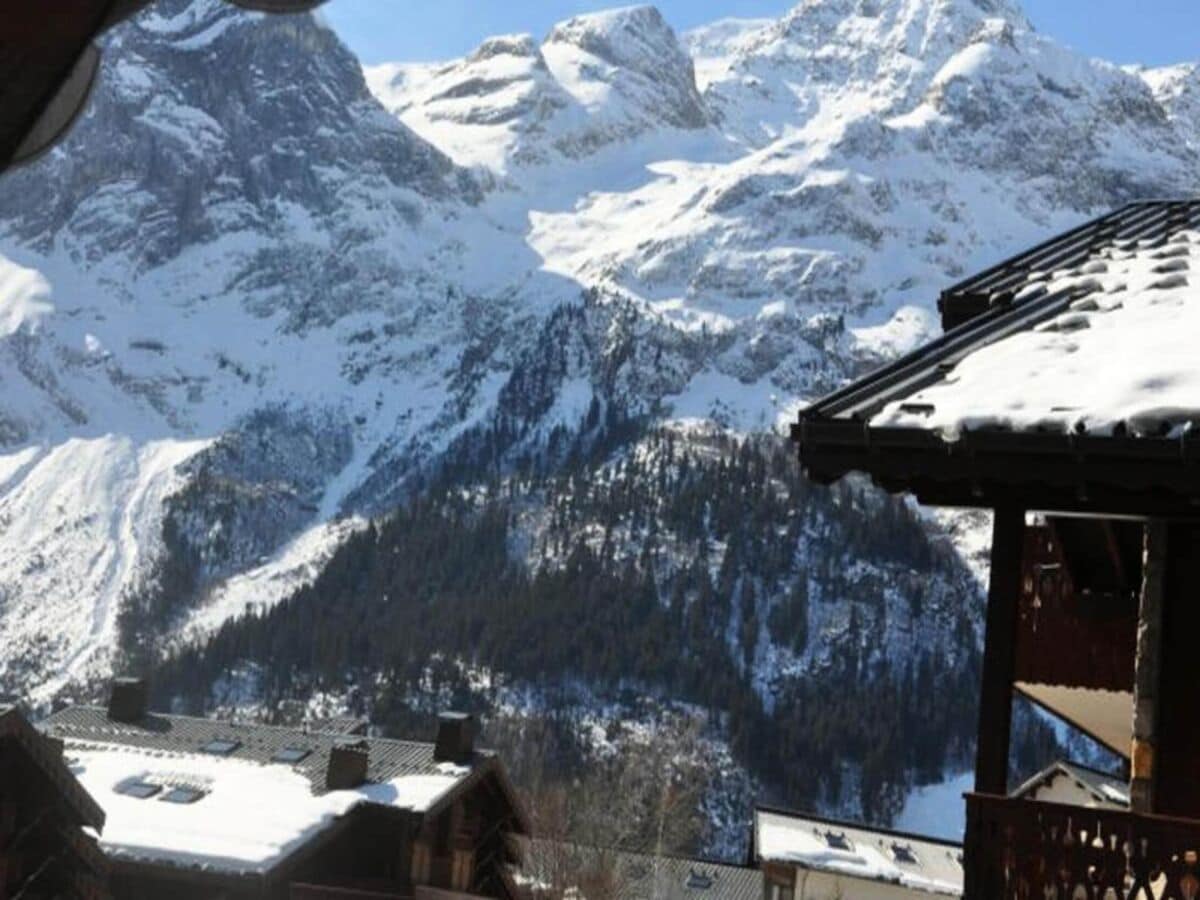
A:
965;793;1200;899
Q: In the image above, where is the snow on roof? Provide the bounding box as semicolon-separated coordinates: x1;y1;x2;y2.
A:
754;808;962;897
66;741;466;875
1012;760;1128;809
873;229;1200;441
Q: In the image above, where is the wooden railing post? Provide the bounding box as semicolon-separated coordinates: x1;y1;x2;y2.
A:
1131;519;1166;813
974;506;1024;797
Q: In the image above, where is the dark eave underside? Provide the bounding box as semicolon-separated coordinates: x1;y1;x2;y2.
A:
794;200;1200;514
797;421;1200;515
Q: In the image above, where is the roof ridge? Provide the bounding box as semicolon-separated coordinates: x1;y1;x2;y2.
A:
52;704;472;752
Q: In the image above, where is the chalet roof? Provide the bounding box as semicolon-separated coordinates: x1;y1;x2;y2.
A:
522;841;762;900
752;806;962;897
613;852;761;900
40;705;526;877
0;704;106;830
794;200;1200;514
42;705;491;797
1011;759;1128;809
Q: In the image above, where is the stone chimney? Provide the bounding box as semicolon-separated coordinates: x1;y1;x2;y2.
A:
325;739;370;790
107;677;148;723
434;712;476;764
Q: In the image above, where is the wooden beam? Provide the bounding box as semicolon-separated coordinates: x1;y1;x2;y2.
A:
1101;520;1129;589
974;506;1025;796
1130;520;1165;813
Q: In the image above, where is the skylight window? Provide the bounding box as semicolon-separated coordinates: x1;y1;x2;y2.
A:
201;738;241;756
824;831;852;851
891;844;920;866
160;786;206;804
685;870;715;890
116;779;161;799
272;746;311;764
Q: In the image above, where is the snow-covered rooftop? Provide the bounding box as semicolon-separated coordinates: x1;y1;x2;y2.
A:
874;227;1200;441
66;742;465;874
1012;759;1129;810
42;706;497;875
754;808;962;896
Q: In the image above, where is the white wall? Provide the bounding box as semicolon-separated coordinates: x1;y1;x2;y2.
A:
1025;773;1124;810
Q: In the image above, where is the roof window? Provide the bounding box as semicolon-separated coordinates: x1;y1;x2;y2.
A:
891;844;920;866
201;738;241;756
272;746;312;764
686;870;715;890
160;786;206;804
824;831;853;851
116;779;161;799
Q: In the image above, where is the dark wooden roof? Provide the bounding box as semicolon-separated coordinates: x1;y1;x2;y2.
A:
0;704;106;829
794;200;1200;515
0;0;326;172
0;0;112;168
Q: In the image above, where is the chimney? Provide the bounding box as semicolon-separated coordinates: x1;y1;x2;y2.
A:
326;739;370;790
107;677;148;723
434;712;476;764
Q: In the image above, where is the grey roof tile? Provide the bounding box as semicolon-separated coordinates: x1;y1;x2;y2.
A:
41;706;492;796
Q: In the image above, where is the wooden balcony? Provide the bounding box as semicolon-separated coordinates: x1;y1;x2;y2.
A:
965;793;1200;899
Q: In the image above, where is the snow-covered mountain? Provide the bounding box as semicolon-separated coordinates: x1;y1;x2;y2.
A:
0;0;1183;835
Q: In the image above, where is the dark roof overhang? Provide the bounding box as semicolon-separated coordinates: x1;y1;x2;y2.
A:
1;0;329;172
0;705;107;829
795;419;1200;516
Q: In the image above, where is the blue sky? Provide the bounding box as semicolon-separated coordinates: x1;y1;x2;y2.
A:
322;0;1200;68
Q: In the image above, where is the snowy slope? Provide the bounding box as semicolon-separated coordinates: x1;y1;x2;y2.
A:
0;0;1197;717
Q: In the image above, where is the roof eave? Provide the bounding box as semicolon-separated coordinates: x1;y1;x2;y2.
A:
795;420;1200;516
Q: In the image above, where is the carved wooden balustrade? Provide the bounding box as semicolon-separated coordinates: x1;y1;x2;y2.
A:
966;793;1200;900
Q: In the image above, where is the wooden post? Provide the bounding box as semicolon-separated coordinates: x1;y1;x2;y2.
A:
974;506;1025;797
1130;520;1165;814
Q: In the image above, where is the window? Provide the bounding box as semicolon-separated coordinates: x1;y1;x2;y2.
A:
160;786;206;804
824;831;852;851
272;746;311;764
891;843;919;866
116;779;161;799
686;870;715;890
200;739;241;756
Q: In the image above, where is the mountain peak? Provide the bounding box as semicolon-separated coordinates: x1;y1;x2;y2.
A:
776;0;1030;47
467;33;542;63
542;4;708;130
